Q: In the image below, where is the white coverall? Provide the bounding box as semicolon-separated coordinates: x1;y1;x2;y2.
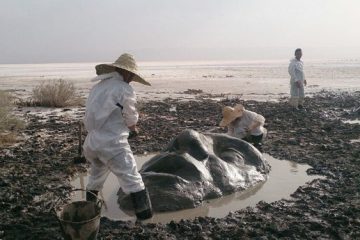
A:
288;58;306;107
228;110;266;139
83;72;145;194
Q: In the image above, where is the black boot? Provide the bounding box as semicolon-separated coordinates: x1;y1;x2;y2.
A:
130;188;153;220
86;190;99;202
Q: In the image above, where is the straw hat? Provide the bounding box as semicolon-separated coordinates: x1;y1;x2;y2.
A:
219;104;245;127
95;53;151;86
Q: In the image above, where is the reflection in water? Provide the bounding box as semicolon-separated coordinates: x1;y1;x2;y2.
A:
289;161;298;173
71;153;324;224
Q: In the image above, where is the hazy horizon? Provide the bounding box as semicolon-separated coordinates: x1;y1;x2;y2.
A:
1;0;360;64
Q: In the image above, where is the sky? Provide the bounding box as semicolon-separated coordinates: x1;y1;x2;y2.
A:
0;0;360;64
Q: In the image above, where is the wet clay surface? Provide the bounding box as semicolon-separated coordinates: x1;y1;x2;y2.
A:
1;91;360;239
119;130;270;212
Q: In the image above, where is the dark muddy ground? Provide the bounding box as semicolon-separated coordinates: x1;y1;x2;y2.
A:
1;91;359;239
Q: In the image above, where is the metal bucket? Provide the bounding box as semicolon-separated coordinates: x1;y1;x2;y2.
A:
55;189;103;240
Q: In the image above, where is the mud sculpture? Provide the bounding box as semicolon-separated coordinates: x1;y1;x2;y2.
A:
118;129;270;212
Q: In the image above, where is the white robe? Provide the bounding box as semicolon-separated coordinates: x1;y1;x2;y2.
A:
288;58;305;106
83;72;144;194
288;58;305;83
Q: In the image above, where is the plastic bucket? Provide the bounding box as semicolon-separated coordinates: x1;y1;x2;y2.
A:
55;189;103;240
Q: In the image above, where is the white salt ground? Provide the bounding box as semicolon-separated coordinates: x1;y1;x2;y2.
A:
1;59;359;101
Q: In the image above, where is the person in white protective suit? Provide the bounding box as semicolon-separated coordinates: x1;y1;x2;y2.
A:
219;104;267;151
288;48;307;110
83;53;153;220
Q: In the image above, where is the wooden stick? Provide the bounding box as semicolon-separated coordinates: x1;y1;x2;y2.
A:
78;121;82;157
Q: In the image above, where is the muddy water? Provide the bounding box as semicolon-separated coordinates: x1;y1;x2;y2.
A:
71;153;323;223
343;119;360;124
344;119;359;143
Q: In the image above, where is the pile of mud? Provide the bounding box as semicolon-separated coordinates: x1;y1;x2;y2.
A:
0;91;359;239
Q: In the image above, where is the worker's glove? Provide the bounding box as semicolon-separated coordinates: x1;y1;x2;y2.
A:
128;130;139;139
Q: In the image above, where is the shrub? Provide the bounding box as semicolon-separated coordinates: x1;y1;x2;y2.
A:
0;132;18;146
0;91;24;145
32;79;83;107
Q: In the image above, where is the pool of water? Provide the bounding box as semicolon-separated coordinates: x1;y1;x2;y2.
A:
343;119;360;124
70;153;324;223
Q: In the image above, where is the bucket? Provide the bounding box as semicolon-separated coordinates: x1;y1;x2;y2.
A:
55;189;103;240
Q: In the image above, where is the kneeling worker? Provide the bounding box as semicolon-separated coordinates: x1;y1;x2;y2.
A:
83;53;152;220
220;104;267;151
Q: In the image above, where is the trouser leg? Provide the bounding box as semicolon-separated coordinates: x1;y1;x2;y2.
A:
289;97;299;108
298;85;305;106
289;82;299;108
109;138;145;194
251;134;263;145
241;136;251;143
109;138;152;219
242;134;262;144
243;134;263;152
86;155;111;192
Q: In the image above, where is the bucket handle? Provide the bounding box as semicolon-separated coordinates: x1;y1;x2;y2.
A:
71;188;104;210
50;188;105;217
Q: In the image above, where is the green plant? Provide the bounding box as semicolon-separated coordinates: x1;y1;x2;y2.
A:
32;79;83;107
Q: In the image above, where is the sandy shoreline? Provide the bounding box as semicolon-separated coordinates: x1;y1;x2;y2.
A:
0;90;359;239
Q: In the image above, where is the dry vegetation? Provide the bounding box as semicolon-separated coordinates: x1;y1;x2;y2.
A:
32;79;83;107
0;91;24;145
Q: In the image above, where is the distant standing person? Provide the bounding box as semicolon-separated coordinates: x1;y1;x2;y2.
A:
288;48;307;109
83;53;153;220
219;104;267;151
